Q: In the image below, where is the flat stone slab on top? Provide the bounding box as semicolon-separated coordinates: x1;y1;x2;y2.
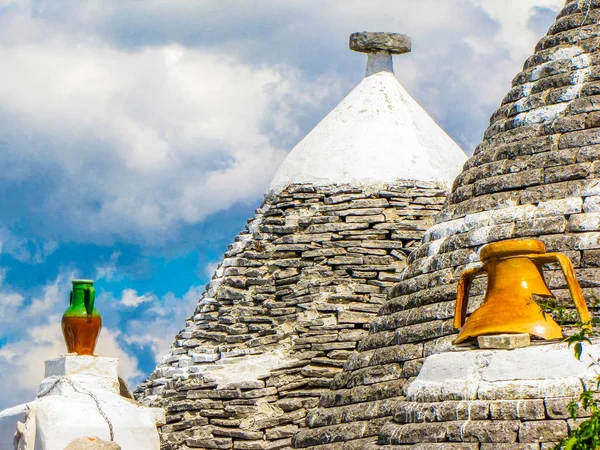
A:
349;32;411;54
46;354;118;378
478;333;531;349
41;355;120;396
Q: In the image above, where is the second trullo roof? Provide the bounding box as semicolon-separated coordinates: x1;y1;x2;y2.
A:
293;3;600;448
269;32;467;194
136;32;467;450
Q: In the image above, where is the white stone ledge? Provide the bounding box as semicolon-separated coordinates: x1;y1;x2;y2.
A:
406;342;600;403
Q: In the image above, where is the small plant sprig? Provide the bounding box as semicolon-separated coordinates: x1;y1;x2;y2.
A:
552;315;600;450
538;298;579;326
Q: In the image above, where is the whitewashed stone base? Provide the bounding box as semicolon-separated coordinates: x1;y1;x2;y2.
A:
0;355;164;450
406;342;600;402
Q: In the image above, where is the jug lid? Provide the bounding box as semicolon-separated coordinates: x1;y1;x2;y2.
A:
480;238;546;261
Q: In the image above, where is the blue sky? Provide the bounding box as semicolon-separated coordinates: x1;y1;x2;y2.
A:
0;0;563;409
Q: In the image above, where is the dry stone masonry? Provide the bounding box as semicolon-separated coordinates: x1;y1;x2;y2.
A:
293;1;600;448
136;31;467;450
136;182;447;450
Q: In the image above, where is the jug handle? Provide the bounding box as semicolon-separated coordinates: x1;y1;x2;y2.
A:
454;265;484;329
531;253;591;327
84;286;96;316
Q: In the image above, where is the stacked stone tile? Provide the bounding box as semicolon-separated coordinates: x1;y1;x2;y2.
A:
293;1;600;449
136;32;467;449
136;181;447;449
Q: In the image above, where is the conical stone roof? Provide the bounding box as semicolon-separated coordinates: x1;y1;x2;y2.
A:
269;69;466;193
135;32;466;450
292;2;600;449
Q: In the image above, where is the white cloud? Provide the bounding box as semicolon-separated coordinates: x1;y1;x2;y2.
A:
94;328;143;383
122;284;202;362
0;39;288;236
473;0;564;55
120;288;154;307
0;269;71;333
0;227;57;264
95;251;121;281
0;318;141;404
0;290;25;325
204;261;219;278
25;273;74;318
0;0;564;246
0;6;345;244
0;262;206;409
0;271;146;408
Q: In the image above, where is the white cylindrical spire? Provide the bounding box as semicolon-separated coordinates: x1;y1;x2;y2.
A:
366;51;393;76
349;31;411;77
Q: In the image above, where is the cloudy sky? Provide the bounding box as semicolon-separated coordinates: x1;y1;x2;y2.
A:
0;0;564;409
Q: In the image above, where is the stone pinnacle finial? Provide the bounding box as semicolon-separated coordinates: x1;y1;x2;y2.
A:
349;32;411;77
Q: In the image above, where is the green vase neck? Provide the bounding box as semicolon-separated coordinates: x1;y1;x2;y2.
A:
68;279;98;317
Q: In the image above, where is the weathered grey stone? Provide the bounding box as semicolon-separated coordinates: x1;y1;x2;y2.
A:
447;420;520;443
331;363;402;390
136;181;445;449
401;359;424;378
319;379;406;408
413;445;478;450
489;399;546;420
285;4;600;448
64;437;121;450
337;310;373;325
265;424;299;440
435;400;490;422
477;333;531;349
187;437;233;449
383;422;449;444
544;396;590;419
518;420;568;442
478;378;584;401
292;417;389;447
349;32;411;55
480;445;539;450
232;441;265;450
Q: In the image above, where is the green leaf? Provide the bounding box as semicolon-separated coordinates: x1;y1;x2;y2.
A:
575;342;583;360
563;436;577;450
568;401;579;420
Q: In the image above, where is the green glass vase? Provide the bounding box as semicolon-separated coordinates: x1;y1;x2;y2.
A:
61;279;102;355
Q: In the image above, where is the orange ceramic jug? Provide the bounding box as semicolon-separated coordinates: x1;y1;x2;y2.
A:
62;279;101;355
453;238;591;344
